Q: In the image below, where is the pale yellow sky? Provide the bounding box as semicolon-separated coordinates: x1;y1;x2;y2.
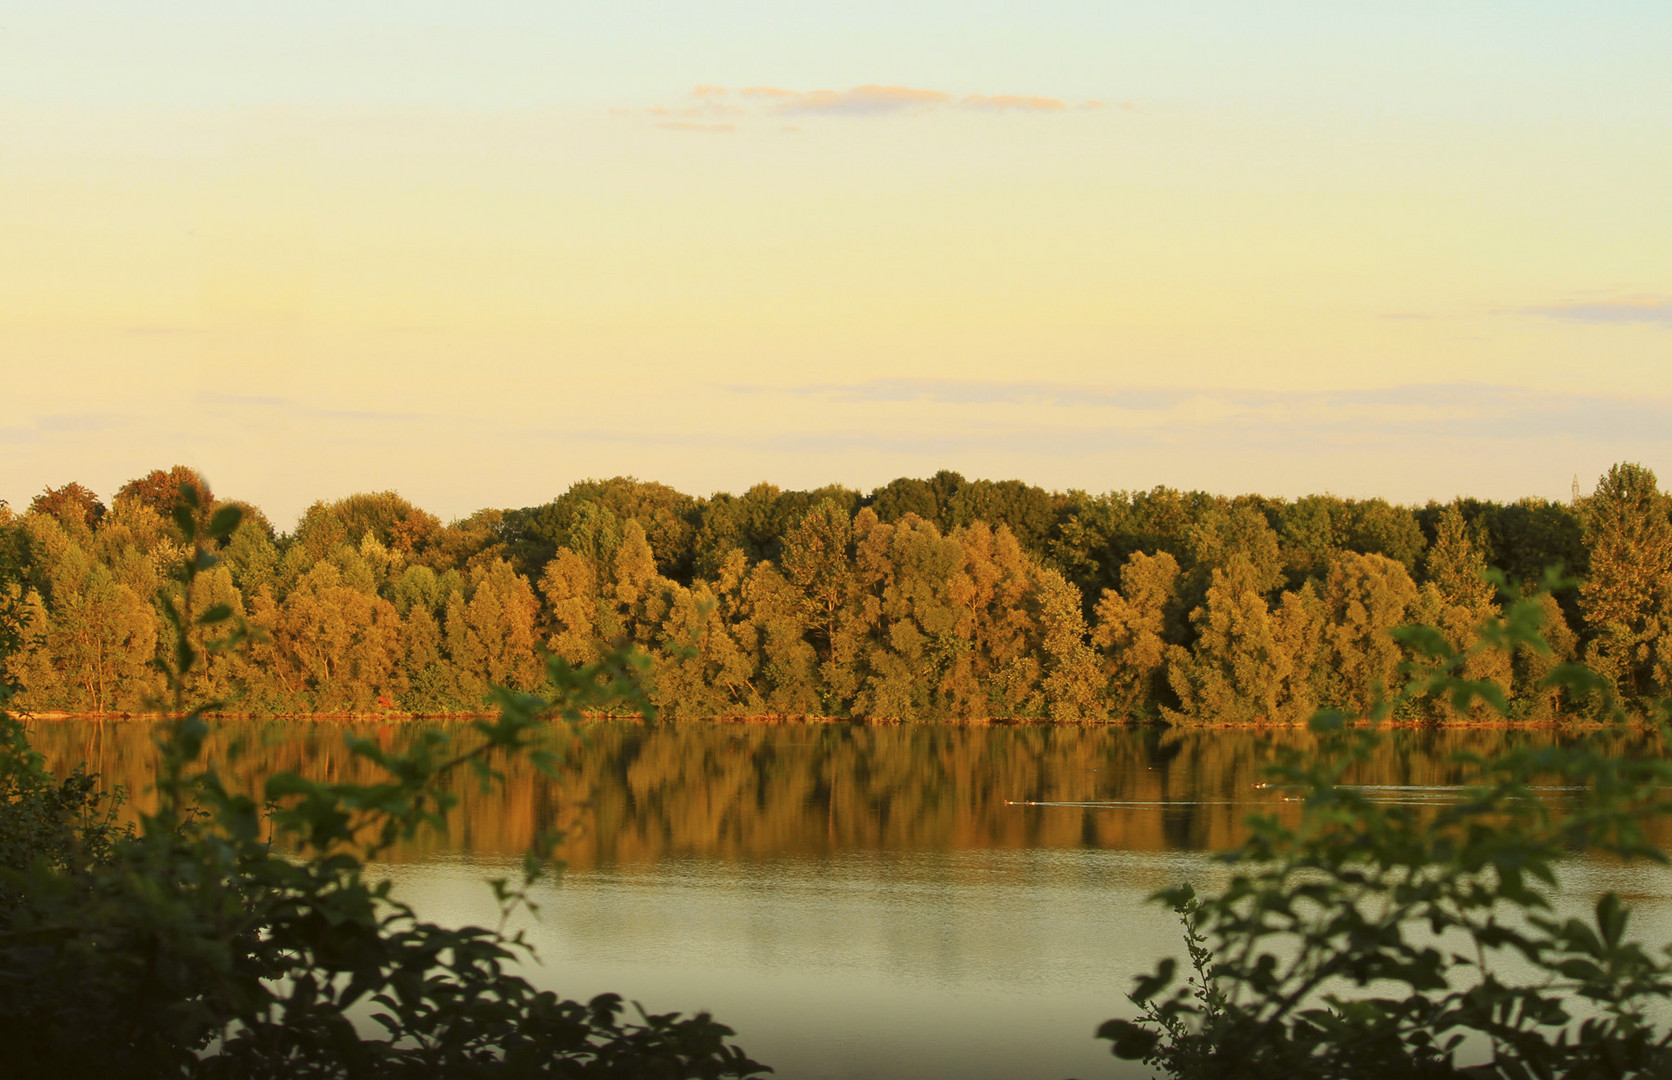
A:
5;5;1670;526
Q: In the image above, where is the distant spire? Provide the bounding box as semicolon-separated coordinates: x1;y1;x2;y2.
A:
1571;474;1581;505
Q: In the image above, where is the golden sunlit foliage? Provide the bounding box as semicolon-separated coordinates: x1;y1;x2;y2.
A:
3;464;1665;721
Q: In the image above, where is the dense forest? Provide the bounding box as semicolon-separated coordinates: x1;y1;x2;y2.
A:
4;463;1669;722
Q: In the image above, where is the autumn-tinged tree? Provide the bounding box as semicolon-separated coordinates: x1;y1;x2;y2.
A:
13;536;158;713
1578;462;1672;702
1028;565;1106;722
644;580;759;718
1510;591;1579;720
1270;582;1327;722
849;513;965;721
1092;551;1182;720
387;563;464;710
247;561;404;712
781;502;856;667
1165;557;1288;725
292;492;441;563
732;561;822;715
609;519;672;646
0;469;1633;722
539;548;602;665
114;466;210;519
29;482;105;532
446;559;542;702
178;563;249;705
419;508;506;574
948;523;1039;718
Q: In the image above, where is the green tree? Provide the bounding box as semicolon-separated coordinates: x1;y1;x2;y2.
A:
1578;462;1672;703
507;478;698;583
1104;593;1665;1080
30;555;158;713
780;502;856;669
292;491;442;563
1338;497;1426;571
1319;552;1418;716
1421;502;1494;608
0;491;766;1078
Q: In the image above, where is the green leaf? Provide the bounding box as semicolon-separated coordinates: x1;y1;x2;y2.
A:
1131;957;1177;1003
207;504;244;540
1096;1019;1160;1060
196;603;234;626
1308;709;1346;734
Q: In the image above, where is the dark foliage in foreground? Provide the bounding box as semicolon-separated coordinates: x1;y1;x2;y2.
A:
1103;578;1672;1078
0;493;768;1078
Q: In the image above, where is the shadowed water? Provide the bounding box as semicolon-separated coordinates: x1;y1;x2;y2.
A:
26;719;1672;1079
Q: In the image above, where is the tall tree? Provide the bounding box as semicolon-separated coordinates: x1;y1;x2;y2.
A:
1578;462;1672;701
247;561;404;712
17;541;158;713
446;559;542;701
1320;552;1419;716
1165;556;1288;725
780;502;856;669
1422;503;1495;609
1092;551;1181;720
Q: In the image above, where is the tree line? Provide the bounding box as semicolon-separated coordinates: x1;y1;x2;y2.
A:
4;462;1669;721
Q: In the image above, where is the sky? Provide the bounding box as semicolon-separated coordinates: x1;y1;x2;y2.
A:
3;2;1670;528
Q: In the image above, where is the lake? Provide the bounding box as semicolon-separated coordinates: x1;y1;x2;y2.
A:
25;719;1672;1079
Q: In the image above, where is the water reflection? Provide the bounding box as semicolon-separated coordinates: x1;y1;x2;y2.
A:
30;719;1664;864
24;719;1672;1079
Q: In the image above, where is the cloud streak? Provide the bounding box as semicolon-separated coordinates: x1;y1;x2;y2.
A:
731;379;1672;447
1522;298;1672;326
770;85;952;115
961;94;1069;112
625;84;1094;129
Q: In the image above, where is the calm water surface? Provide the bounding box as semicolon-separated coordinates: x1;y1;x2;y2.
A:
28;720;1672;1080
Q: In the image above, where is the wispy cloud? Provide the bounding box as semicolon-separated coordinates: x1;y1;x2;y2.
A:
774;85;952;115
961;94;1068;112
0;413;135;445
622;84;1100;130
1522;297;1672;326
656;121;735;133
197;393;429;424
731;379;1672;447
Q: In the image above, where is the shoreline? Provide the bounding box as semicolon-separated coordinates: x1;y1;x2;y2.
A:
13;710;1642;732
